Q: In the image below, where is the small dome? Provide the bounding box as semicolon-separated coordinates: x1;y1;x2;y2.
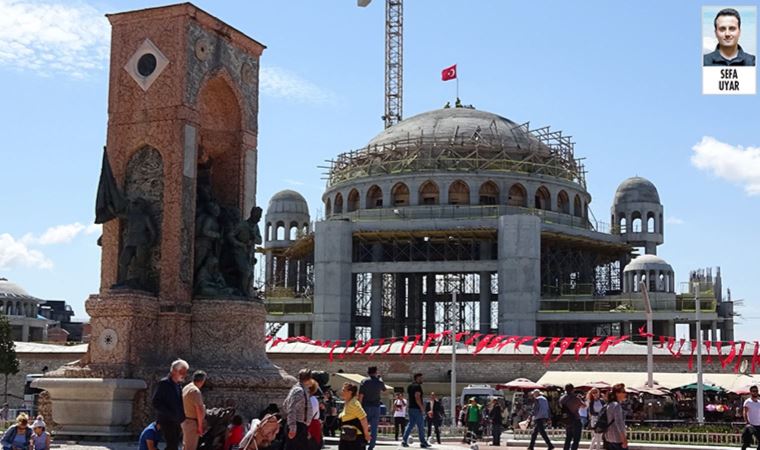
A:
267;190;309;216
0;278;34;299
614;177;660;205
624;254;673;273
367;108;551;155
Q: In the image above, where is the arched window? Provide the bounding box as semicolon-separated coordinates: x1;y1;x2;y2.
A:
534;186;551;210
647;211;655;233
289;221;299;240
325;198;331;217
419;181;439;205
276;221;285;240
448;180;470;205
619;216;627;233
347;189;360;212
367;185;383;209
479;181;499;205
557;190;570;214
574;194;582;217
507;183;527;207
334;193;343;214
391;182;409;206
631;211;642;232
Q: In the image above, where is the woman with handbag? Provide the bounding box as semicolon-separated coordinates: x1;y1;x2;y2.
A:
586;388;604;450
339;383;371;450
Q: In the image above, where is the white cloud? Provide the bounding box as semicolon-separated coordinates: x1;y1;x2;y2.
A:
0;0;110;78
691;136;760;195
85;223;101;235
20;222;97;245
665;216;685;225
260;65;335;104
0;233;53;270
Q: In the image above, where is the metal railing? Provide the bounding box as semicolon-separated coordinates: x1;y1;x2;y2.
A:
332;204;601;231
539;295;716;313
512;427;742;445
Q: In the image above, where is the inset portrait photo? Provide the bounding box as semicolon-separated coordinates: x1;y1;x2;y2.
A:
702;6;757;94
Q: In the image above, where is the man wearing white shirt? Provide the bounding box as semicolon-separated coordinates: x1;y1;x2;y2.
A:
742;386;760;450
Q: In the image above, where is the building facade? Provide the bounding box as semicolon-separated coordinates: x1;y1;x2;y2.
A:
264;107;735;342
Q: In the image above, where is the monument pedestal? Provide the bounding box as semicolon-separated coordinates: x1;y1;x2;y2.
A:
32;378;146;438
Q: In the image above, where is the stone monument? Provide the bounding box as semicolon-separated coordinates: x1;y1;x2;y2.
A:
34;3;294;437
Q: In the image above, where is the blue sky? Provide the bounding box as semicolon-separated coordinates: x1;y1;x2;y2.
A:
0;1;758;340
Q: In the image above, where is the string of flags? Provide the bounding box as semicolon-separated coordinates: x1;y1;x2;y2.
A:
265;327;760;374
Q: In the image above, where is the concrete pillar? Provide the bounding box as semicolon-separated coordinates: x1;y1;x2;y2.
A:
689;323;697;340
645;242;657;255
711;321;718;341
22;324;29;342
370;273;383;339
408;275;422;336
497;215;541;335
265;253;273;288
426;274;436;334
313;220;353;340
395;274;406;336
287;257;298;289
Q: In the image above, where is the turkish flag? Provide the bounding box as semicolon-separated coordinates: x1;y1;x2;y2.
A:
441;64;457;81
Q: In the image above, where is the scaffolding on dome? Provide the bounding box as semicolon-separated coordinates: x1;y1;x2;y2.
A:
321;122;587;188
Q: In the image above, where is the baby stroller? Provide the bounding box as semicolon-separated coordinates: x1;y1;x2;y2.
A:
198;407;236;450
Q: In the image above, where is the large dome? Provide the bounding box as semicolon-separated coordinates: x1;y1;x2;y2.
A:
0;278;34;299
614;177;660;204
267;190;309;216
367;108;551;155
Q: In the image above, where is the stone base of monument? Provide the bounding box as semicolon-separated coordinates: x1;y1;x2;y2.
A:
36;294;295;435
31;378;146;438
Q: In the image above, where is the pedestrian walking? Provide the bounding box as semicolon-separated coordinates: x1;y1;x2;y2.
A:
392;392;408;441
527;389;554;450
152;359;188;450
559;384;584;450
401;373;430;448
488;398;503;446
462;398;482;442
586;388;604;450
424;392;445;445
323;390;338;438
358;366;386;450
307;381;323;450
182;370;207;450
339;383;370;450
283;369;313;450
602;384;628;450
742;385;760;450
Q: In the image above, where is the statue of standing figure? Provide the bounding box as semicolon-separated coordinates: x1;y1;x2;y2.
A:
116;197;157;289
226;206;263;297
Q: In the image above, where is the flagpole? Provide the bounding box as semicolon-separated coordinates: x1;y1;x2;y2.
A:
456;76;459;101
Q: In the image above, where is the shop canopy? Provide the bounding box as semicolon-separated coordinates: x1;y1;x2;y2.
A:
537;371;758;393
496;378;545;391
674;383;723;392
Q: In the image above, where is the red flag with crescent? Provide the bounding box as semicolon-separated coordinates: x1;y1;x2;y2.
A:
441;64;457;81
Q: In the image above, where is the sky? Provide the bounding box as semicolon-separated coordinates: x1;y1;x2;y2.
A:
0;1;758;340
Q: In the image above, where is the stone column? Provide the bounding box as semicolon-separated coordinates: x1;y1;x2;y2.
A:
265;252;274;288
479;240;492;334
370;273;383;339
22;324;29;342
287;257;298;289
313;220;353;340
407;275;422;336
689;323;697;340
497;215;541;335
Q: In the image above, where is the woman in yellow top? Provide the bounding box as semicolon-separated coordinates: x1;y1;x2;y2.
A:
339;382;371;450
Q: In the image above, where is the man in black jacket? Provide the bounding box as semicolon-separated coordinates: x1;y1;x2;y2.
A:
152;359;189;450
424;392;445;444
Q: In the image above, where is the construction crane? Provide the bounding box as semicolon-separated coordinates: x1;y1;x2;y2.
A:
358;0;403;128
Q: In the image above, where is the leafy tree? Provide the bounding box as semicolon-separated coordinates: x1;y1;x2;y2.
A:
0;315;19;403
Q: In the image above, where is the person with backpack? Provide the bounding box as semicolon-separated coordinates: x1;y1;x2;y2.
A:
527;389;555;450
585;388;604;450
559;384;584;450
600;383;628;450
